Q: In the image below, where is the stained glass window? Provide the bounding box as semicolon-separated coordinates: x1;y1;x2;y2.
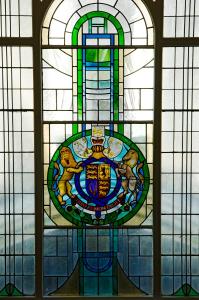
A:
42;0;154;296
0;0;199;299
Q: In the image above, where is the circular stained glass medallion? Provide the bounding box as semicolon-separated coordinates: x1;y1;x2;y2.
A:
47;128;150;226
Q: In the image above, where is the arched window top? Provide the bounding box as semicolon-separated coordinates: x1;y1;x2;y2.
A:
42;0;154;46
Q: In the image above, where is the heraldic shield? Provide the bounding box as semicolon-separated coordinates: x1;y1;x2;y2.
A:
86;163;111;201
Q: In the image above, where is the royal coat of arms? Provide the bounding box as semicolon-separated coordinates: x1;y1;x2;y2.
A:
48;126;150;226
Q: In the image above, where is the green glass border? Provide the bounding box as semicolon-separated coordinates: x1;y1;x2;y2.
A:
72;12;125;46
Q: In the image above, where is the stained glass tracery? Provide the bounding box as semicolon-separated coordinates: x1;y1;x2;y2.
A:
1;0;199;298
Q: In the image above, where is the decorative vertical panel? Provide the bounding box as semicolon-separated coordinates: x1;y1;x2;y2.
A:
161;47;199;296
0;47;35;296
42;0;154;297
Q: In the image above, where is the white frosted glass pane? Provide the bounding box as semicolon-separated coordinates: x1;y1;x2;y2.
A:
175;69;183;89
14;174;22;193
173;153;183;173
193;69;199;88
10;0;19;14
79;0;97;5
43;90;56;111
193;48;199;67
23;174;35;193
23;235;35;254
130;19;147;38
21;90;33;109
0;174;5;193
53;0;80;24
194;17;199;37
162;132;173;152
124;111;153;121
13;133;21;152
162;112;173;131
174;112;183;131
49;19;66;38
23;194;35;214
98;4;118;16
21;48;33;67
43;111;72;121
98;111;111;120
163;48;175;68
124;49;154;76
164;0;176;16
11;47;20;67
86;111;98;121
23;215;35;234
141;90;153;109
50;125;65;143
15;216;23;234
124;89;140;110
43;69;72;89
131;124;146;142
164;17;175;37
116;0;142;23
177;0;185;16
162;69;174;90
124;32;131;45
78;4;98;17
162;154;173;173
173;132;183;152
192;154;199;173
23;153;34;172
87;100;98;110
57;90;73;110
192;174;199;193
49;38;65;45
161;216;173;234
13;90;21;109
13;113;22;131
42;49;72;76
12;69;21;88
176;17;185;37
0;16;5;36
20;0;32;15
125;68;154;89
192;132;199;151
22;132;34;151
11;16;20;37
20;17;32;37
14;195;22;214
193;112;199;131
161;174;173;193
21;69;33;89
100;0;117;4
65;33;72;45
175;47;184;67
22;112;34;131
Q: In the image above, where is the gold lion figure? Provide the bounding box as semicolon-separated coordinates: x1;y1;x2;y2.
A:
116;149;144;200
53;147;83;205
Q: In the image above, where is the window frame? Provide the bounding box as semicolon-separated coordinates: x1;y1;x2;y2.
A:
1;0;199;299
